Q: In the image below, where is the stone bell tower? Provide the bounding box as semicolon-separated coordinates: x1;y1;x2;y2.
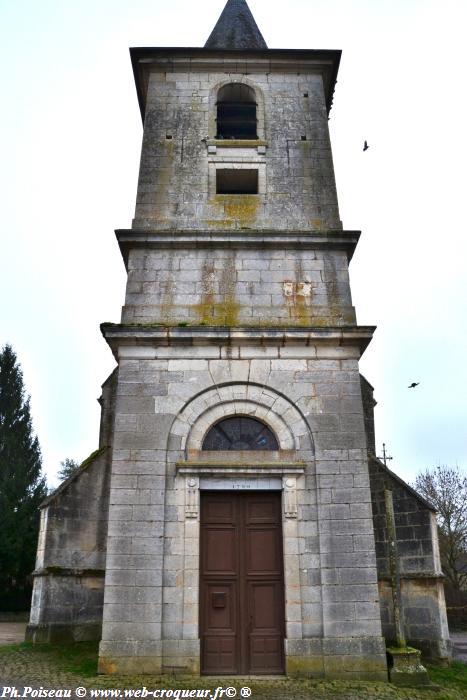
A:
96;0;388;678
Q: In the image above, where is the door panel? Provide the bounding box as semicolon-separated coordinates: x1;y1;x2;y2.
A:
247;581;284;673
200;492;285;675
205;583;236;630
245;499;278;523
246;529;281;573
203;528;237;574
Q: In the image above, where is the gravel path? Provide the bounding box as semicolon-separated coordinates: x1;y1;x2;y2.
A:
0;624;27;646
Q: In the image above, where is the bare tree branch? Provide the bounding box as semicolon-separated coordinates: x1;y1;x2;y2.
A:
414;465;467;590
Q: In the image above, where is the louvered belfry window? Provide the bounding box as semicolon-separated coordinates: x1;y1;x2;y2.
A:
216;84;257;140
202;416;278;450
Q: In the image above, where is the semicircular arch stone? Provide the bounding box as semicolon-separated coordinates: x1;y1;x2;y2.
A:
168;382;313;455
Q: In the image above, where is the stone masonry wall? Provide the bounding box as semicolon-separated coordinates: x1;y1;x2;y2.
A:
27;373;116;643
98;344;387;679
369;457;450;660
369;458;436;577
27;448;111;643
378;579;450;660
122;247;355;327
133;69;341;231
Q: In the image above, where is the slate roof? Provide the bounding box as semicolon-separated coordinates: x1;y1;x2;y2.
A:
205;0;268;50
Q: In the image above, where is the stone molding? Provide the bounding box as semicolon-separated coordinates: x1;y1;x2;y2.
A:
115;229;361;268
130;47;341;121
186;399;296;451
179;470;304;520
208;76;266;141
185;476;199;519
169;383;314;454
283;476;299;518
101;324;375;360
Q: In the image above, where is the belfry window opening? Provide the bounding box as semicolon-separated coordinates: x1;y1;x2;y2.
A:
216;83;257;139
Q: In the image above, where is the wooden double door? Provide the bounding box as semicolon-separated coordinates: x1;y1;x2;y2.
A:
200;491;285;675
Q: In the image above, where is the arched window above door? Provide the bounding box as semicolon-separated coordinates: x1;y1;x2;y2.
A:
202;416;279;451
216;83;257;139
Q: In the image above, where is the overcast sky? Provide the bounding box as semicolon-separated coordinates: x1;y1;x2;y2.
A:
1;0;466;487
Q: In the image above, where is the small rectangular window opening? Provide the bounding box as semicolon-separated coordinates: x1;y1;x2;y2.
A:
216;169;258;195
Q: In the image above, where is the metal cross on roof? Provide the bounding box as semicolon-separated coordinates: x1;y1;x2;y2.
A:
378;443;394;467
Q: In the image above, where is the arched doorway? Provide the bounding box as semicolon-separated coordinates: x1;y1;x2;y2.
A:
200;417;285;675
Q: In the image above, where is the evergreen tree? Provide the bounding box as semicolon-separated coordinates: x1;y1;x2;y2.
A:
0;344;47;611
58;457;79;481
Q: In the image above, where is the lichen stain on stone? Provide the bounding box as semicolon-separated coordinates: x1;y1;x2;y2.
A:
283;279;311;326
322;255;343;323
154;139;174;218
223;195;258;224
286;655;325;677
98;657;118;674
280;258;316;326
193;299;241;326
193;259;240;326
206;194;259;229
83;576;104;590
205;219;234;229
221;252;237;300
159;262;176;324
190;95;203;112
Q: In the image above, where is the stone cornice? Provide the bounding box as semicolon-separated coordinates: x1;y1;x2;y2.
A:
130;47;341;121
115;229;361;270
101;324;376;361
177;463;306;477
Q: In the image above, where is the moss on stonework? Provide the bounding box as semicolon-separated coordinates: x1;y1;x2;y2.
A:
205;219;235;229
79;447;107;470
223;195;259;223
193;299;241;326
207;194;259;228
102;321;345;329
40;567;105;577
286;655;324;676
387;646;421;655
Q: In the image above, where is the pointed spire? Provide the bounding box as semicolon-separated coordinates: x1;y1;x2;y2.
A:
205;0;268;50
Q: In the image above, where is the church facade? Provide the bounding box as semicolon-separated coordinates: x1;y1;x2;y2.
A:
27;0;450;679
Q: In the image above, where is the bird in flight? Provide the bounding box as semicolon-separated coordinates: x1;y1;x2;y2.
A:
363;140;369;151
408;382;420;389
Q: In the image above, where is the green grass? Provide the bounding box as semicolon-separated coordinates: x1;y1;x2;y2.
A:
426;662;467;694
0;640;99;677
50;641;99;677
